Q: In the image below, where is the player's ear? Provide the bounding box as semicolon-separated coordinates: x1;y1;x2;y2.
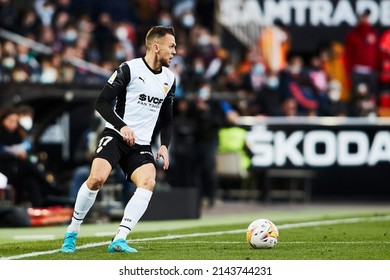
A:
154;43;159;53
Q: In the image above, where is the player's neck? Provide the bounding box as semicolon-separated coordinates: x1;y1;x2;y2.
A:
144;54;162;72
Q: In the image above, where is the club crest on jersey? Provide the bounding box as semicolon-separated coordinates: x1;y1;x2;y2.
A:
163;82;169;94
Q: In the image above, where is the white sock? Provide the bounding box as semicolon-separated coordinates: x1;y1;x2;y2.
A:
113;188;153;241
66;182;99;233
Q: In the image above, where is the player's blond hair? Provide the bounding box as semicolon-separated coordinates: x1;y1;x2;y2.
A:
145;26;175;50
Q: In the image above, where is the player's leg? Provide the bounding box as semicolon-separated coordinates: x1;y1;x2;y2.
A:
61;158;112;253
108;163;156;253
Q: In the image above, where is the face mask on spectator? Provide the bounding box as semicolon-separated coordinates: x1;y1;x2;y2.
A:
63;30;77;43
115;26;128;41
115;50;126;61
43;5;55;16
197;34;211;46
159;17;172;27
328;80;341;102
289;65;301;74
198;86;211;100
266;77;279;89
252;63;265;75
194;64;204;74
329;89;341;102
19;54;28;64
2;57;15;69
182;13;195;28
19;116;33;131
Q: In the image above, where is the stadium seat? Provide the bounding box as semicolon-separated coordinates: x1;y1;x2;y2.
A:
216;152;248;179
216;152;258;200
263;169;316;203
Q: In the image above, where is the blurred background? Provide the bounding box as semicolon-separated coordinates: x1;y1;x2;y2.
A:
1;0;390;226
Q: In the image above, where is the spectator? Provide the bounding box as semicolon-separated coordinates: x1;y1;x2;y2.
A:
1;41;17;82
113;22;136;62
0;0;17;30
280;97;298;117
378;28;390;99
344;9;380;103
279;55;319;115
169;98;196;188
241;55;267;93
157;10;174;27
351;83;377;117
322;41;350;103
18;8;41;36
172;0;196;30
16;43;41;82
16;104;35;150
39;55;60;83
38;25;61;51
0;106;58;207
258;19;290;73
190;27;218;75
195;0;215;32
308;55;331;116
34;0;56;27
191;82;238;208
250;71;283;116
93;12;116;61
327;80;349;116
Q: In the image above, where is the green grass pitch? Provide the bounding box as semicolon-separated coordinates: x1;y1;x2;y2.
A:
0;205;389;260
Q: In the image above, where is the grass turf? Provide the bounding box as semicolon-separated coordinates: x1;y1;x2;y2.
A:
1;213;389;260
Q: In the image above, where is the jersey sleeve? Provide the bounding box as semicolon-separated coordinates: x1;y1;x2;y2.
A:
95;63;130;130
157;79;176;148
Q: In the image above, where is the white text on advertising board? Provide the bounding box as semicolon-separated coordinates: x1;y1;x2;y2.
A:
219;0;390;26
246;127;390;167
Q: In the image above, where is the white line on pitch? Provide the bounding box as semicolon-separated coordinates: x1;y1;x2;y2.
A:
136;240;390;244
14;235;56;240
1;215;389;260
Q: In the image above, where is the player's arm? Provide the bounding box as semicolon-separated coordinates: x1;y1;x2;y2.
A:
159;80;175;148
95;63;130;131
156;80;175;170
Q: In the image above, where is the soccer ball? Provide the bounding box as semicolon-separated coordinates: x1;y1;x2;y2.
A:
246;219;279;249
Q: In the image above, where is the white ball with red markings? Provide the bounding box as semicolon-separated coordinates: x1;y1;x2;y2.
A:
246;219;279;249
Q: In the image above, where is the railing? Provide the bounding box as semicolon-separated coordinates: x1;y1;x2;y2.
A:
0;28;111;78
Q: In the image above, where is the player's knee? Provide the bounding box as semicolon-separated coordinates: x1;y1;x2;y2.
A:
86;175;106;190
137;176;156;191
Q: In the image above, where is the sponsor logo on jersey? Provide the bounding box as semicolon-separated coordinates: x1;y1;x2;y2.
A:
139;76;146;84
138;94;164;110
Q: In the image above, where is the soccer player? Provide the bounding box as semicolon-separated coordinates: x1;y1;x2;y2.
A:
61;25;176;253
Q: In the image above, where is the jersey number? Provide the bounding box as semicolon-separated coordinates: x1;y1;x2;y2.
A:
97;136;113;149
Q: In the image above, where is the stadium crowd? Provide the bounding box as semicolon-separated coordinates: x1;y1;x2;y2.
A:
2;0;390;213
1;0;390;118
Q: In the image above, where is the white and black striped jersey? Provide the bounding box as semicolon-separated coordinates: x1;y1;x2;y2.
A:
95;58;175;146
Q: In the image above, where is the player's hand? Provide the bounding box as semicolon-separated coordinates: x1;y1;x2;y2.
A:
156;145;169;170
120;126;135;146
